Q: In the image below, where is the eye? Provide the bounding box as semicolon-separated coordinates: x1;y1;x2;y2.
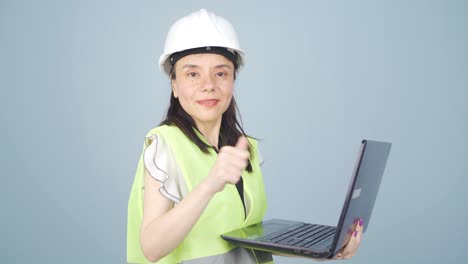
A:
187;72;198;78
216;72;227;77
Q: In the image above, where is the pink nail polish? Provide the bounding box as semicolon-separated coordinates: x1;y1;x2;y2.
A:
354;230;358;237
359;218;364;227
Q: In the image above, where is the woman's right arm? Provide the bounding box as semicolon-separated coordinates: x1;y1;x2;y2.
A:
139;137;250;262
140;170;218;262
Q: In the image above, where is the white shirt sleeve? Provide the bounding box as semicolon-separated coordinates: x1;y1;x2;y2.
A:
143;134;188;203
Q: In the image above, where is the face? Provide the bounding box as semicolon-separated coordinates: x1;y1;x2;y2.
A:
171;53;235;129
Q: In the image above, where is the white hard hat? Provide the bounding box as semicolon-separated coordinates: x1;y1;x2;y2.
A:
158;9;245;76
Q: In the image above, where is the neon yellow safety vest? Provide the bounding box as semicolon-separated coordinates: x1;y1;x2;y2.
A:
127;125;272;263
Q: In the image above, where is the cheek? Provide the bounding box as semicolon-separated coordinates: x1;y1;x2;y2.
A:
174;81;194;100
177;89;193;107
220;82;234;96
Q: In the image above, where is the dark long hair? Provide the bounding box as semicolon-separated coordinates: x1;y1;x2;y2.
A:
160;92;254;172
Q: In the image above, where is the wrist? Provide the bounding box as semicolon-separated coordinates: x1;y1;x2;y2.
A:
198;179;219;197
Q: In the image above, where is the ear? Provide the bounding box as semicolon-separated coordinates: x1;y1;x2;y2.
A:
171;79;178;98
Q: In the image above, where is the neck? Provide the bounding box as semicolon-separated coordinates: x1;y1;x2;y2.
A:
195;118;222;149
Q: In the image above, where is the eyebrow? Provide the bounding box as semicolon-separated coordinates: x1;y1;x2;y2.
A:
182;64;199;70
214;64;233;70
181;64;233;70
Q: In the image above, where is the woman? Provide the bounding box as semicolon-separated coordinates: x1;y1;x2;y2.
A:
127;9;362;264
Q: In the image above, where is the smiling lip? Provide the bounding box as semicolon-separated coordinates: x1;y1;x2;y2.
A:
197;99;219;107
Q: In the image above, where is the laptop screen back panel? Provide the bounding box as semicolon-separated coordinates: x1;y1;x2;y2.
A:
331;140;392;256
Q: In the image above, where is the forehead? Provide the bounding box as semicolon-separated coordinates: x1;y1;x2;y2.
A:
175;53;234;69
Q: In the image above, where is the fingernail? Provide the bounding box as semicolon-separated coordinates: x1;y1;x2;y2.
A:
359;218;364;227
354;230;358;237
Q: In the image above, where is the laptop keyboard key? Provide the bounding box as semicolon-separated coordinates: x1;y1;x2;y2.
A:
304;229;336;248
260;223;336;250
309;234;334;250
262;223;304;241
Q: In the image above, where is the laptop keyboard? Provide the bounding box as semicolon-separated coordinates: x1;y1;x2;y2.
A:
260;223;336;249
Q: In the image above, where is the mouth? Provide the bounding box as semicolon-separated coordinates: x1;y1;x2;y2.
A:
196;99;219;107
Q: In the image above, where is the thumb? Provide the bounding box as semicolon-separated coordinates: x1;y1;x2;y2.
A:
235;136;249;150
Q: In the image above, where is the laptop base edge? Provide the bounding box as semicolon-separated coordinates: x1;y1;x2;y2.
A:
221;235;333;259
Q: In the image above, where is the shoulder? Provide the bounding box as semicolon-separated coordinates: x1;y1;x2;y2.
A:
144;125;184;146
246;136;259;148
246;136;264;165
144;124;177;138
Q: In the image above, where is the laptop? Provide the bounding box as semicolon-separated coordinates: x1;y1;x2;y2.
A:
221;139;391;259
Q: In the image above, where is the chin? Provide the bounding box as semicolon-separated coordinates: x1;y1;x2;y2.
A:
193;113;223;124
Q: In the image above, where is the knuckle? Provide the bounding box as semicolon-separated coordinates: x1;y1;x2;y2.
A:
218;151;227;159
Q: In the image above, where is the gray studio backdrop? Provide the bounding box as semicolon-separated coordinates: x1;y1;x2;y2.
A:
2;0;467;263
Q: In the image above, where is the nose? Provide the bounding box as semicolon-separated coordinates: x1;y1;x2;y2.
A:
201;75;215;92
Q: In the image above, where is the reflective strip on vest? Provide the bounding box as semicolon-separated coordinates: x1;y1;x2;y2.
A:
180;247;273;264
